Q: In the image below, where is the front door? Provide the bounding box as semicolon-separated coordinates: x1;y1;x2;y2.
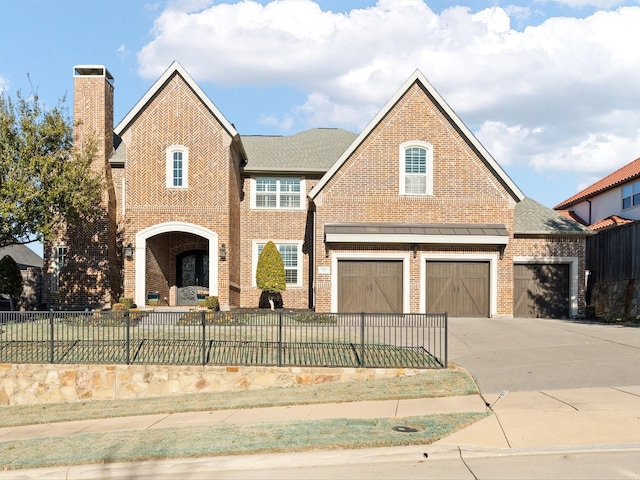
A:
177;250;208;305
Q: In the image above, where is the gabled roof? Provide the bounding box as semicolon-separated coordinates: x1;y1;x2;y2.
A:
241;128;357;173
0;244;43;269
514;198;593;236
114;61;238;138
555;156;640;210
309;69;524;202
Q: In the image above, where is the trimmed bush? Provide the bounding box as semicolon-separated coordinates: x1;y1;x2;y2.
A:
119;297;135;309
256;241;286;309
205;296;219;310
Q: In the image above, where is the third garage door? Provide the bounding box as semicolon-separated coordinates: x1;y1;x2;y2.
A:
426;261;489;317
514;263;569;318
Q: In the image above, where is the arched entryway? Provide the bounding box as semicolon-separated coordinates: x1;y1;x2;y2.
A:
134;222;219;307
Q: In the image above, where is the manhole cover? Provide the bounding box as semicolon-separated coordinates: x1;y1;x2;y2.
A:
392;426;419;433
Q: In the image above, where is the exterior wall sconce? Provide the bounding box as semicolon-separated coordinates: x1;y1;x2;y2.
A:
124;243;134;260
219;243;226;261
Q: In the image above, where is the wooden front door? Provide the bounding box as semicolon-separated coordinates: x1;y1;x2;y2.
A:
338;260;403;313
426;261;490;317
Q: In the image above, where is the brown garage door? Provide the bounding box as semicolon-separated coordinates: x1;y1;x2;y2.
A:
338;260;403;313
426;261;489;317
514;264;569;318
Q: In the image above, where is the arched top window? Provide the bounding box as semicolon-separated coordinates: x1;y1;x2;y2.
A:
166;145;189;189
399;141;433;196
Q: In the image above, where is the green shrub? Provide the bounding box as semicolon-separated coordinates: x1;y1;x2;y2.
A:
119;297;135;309
256;241;286;309
0;255;23;310
205;296;219;310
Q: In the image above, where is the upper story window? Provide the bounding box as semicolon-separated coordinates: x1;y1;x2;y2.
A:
622;180;640;210
251;177;304;209
399;141;433;196
166;145;189;189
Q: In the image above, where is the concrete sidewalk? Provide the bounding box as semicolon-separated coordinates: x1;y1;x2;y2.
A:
1;385;639;479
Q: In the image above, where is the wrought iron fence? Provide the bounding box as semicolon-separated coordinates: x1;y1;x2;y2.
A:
0;310;447;369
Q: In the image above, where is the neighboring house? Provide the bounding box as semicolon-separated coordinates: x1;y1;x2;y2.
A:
0;244;42;310
43;62;590;317
555;157;640;317
555;156;640;230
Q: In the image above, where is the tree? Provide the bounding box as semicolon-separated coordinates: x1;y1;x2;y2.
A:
0;88;103;248
0;255;23;311
255;241;286;309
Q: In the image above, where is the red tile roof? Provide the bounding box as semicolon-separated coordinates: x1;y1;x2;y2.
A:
556;209;588;226
554;156;640;210
589;215;635;231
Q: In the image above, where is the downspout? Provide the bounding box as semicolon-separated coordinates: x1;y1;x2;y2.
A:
586;199;592;225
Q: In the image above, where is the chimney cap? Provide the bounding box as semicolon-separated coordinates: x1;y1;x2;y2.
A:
73;65;114;85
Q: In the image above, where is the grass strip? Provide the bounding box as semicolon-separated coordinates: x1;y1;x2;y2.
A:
0;413;487;470
0;369;478;428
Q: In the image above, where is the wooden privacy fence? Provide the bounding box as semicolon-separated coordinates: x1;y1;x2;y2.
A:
587;220;640;282
0;311;447;369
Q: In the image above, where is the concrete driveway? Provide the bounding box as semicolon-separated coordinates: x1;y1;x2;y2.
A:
447;317;640;393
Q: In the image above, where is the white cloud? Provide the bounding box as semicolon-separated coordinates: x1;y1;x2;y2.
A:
136;0;640;180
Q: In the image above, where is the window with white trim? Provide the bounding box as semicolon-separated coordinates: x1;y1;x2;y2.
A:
254;242;302;287
51;244;67;293
252;177;303;209
622;180;640;210
399;141;433;196
166;145;189;189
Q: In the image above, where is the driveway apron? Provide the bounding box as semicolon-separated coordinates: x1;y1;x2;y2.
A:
447;317;640;393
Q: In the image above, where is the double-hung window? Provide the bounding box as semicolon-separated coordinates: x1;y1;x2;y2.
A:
253;177;303;209
399;141;433;196
254;242;302;287
622;180;640;210
166;145;189;189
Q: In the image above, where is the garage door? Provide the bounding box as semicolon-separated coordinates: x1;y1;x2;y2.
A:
514;264;569;318
338;260;403;313
426;261;489;317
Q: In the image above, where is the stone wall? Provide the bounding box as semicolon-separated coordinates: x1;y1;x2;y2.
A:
591;279;640;318
0;363;428;406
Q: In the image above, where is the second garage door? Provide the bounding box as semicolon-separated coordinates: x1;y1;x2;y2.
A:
338;260;403;313
514;263;569;318
426;261;490;317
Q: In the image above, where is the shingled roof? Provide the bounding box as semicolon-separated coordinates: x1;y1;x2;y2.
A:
515;197;592;235
555;156;640;210
241;128;357;172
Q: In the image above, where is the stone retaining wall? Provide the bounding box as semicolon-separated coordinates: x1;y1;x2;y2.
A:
591;279;640;318
0;363;428;406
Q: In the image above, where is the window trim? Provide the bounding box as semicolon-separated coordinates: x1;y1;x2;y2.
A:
250;177;305;210
166;145;189;189
622;180;640;210
399;141;433;196
251;240;303;288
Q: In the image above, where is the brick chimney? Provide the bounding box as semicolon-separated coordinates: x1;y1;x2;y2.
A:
73;65;114;169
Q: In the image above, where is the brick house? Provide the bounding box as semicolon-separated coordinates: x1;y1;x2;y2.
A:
43;62;590;317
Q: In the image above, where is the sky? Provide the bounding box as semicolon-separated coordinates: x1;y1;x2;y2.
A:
2;0;640;255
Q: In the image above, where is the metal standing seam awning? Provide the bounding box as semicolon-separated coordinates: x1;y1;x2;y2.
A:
324;223;509;247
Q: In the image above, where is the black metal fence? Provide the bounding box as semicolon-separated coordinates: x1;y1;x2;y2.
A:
0;310;447;369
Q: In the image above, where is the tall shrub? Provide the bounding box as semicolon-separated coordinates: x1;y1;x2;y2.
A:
255;241;286;309
0;255;23;311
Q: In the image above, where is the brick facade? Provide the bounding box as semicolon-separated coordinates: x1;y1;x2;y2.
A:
44;63;587;317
